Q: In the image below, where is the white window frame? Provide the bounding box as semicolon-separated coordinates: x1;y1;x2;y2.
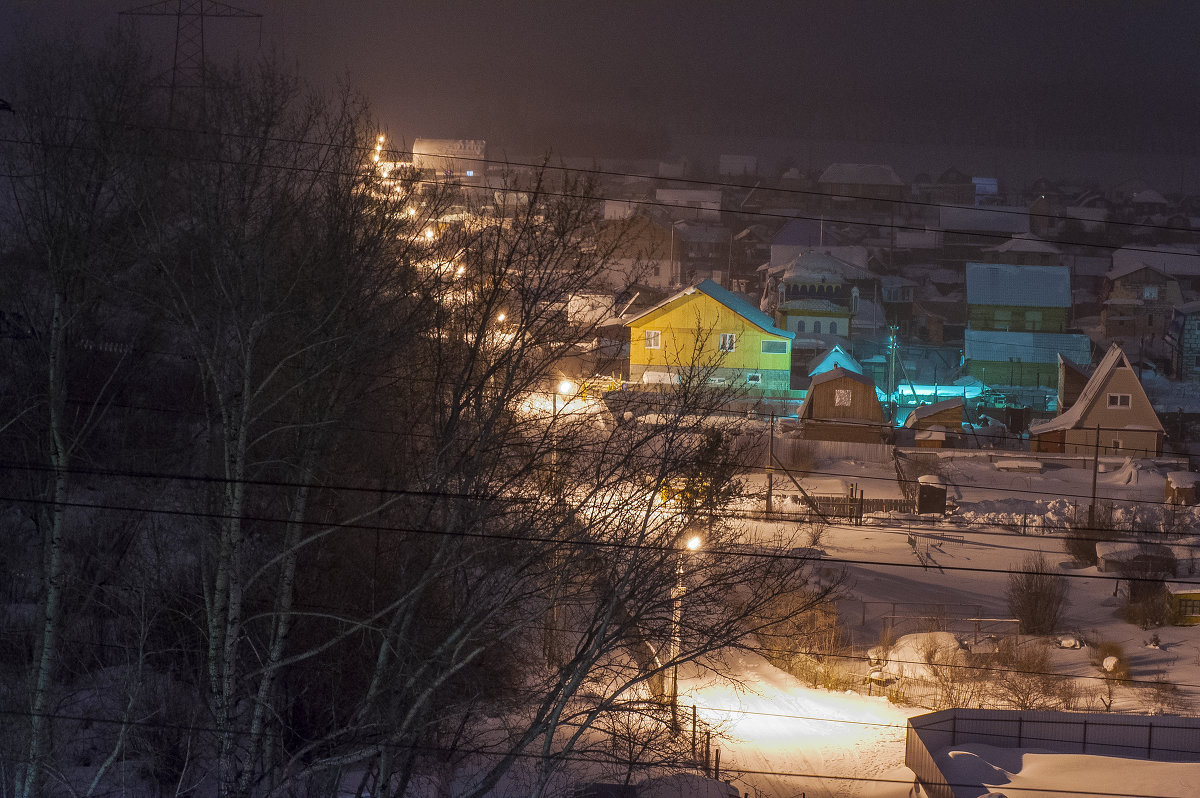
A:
644;330;661;349
718;333;736;352
745;373;762;385
1107;393;1131;408
761;340;788;355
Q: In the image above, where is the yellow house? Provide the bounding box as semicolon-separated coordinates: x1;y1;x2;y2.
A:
625;279;794;393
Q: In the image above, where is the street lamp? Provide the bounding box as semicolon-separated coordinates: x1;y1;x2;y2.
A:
668;533;702;728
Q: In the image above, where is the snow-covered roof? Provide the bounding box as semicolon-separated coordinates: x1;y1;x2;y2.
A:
939;205;1030;235
903;398;963;428
984;233;1061;255
1105;260;1171;282
966;263;1071;307
778;298;847;314
1030;344;1165;435
1111;245;1200;278
1130;188;1168;205
818;163;904;186
807;344;862;377
964;330;1091;365
781;251;873;282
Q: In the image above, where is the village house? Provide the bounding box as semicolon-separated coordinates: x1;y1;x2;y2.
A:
1030;344;1165;456
962;262;1090;388
625;279;793;393
594;212;681;292
815;163;906;220
1167;300;1200;381
1101;261;1182;339
773;252;863;339
795;367;889;444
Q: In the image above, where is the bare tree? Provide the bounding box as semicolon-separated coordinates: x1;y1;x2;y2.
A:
0;32;160;798
1006;553;1069;635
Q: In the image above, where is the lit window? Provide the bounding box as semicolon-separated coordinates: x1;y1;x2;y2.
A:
835;388;852;407
645;330;661;349
761;340;788;355
465;170;475;177
719;333;736;352
1107;393;1131;408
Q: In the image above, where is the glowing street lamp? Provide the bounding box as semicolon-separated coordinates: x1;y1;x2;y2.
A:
668;532;702;726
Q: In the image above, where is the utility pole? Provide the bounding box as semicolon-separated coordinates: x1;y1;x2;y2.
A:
1089;424;1100;528
121;0;261;119
765;412;775;514
887;325;899;420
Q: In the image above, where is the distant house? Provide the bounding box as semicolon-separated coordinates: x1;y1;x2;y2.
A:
1030;344;1164;456
816;163;905;217
981;233;1063;267
773;252;862;339
966;262;1071;333
795;367;888;444
625;279;794;392
964;262;1089;388
1167;300;1200;381
1101;262;1181;339
902;398;965;448
595;213;680;291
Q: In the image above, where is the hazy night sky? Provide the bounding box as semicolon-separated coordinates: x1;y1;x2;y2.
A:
5;2;1200;165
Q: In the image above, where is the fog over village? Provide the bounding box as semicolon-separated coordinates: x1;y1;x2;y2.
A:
4;4;1200;798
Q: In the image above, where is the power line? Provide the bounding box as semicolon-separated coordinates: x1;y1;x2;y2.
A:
4;119;1200;258
1;488;1197;589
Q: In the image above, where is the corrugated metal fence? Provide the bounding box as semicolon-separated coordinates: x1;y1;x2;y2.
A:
906;709;1200;798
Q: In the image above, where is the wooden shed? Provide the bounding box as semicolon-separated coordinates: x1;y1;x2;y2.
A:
902;398;964;448
796;367;889;444
1166;472;1199;505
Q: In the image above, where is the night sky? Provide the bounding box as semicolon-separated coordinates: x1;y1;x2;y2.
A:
5;1;1200;162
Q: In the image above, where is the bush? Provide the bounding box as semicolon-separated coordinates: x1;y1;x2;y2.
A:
1007;553;1070;634
1089;639;1132;682
986;639;1081;711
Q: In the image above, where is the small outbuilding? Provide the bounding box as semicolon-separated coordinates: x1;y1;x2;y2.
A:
903;398;965;448
795;367;889;444
1165;472;1199;505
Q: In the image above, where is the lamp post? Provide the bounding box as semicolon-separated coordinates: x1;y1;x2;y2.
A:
669;534;702;729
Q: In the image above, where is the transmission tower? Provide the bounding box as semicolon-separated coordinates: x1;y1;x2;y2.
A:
121;0;261;117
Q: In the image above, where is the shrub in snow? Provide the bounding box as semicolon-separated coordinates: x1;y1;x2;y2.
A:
1006;553;1069;635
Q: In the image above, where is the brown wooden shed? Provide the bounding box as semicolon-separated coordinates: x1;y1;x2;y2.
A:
796;367;889;444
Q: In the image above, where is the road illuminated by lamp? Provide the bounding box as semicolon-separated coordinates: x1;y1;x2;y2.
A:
680;652;920;798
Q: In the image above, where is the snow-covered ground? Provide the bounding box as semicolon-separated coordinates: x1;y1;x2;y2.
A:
681;653;920;798
698;453;1200;798
936;743;1200;798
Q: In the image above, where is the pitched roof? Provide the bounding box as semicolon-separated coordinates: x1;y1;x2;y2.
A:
966;262;1071;307
806;344;862;377
624;279;793;339
1104;260;1171;282
1030;344;1164;435
903;398;963;428
818;163;904;186
796;367;880;419
781;251;873;282
985;233;1061;255
964;330;1091;365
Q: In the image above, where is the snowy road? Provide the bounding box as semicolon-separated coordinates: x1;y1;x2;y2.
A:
682;653;920;798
